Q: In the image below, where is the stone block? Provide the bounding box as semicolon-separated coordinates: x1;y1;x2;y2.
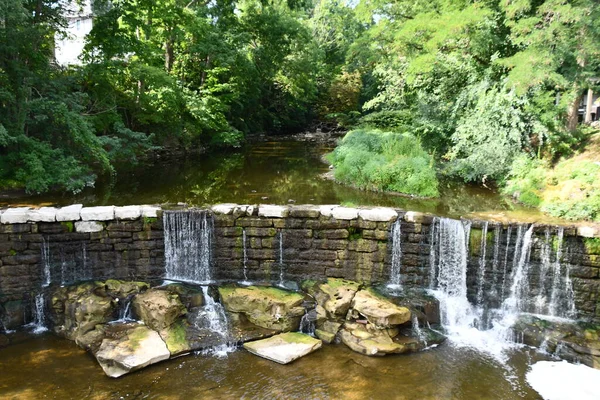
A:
28;207;57;222
347;239;379;253
319;205;337;217
289;205;320;218
115;206;142;220
331;207;358;220
258;205;289;218
81;206;115;221
75;221;104;233
315;229;349;240
236;218;274;228
56;204;83;221
141;205;161;218
1;208;30;224
362;230;388;240
577;226;599;238
404;211;433;224
358;207;398;222
212;203;237;215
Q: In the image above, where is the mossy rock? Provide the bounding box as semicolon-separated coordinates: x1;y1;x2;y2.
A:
104;280;149;299
218;286;305;332
159;320;191;356
132;289;187;331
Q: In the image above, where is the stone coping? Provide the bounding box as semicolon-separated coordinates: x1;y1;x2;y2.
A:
0;203;598;238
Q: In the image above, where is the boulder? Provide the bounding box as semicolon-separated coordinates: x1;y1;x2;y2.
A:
340;322;407;356
159;320;192;356
243;332;322;364
350;290;411;327
309;278;361;319
163;283;205;309
51;283;115;342
95;324;170;378
104;280;149;299
132;289;187;331
315;329;336;344
218;286;305;332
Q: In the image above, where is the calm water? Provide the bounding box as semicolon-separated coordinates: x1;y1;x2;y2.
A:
1;140;552;222
0;332;547;400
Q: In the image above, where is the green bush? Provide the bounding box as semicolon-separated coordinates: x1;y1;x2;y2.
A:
503;155;600;222
502;155;548;207
328;129;439;197
358;110;414;132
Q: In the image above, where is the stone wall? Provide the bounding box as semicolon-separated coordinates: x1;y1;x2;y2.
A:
1;203;600;329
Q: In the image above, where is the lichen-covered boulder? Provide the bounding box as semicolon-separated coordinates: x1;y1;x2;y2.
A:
243;332;322;364
51;282;115;342
340;322;407;356
350;290;411;327
104;280;149;299
95;324;170;378
159;320;192;356
218;286;305;332
132;289;187;331
305;278;361;319
163;283;205;309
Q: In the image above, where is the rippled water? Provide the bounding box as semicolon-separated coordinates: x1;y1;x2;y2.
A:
1;140;550;222
0;333;548;399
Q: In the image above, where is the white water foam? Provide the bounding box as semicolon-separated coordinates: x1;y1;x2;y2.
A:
526;361;600;400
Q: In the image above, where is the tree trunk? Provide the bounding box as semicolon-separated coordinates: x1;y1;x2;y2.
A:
200;55;211;87
567;89;583;132
165;34;174;73
585;88;594;123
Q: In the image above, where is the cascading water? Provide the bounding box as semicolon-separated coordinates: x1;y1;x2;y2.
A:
429;218;473;330
387;219;403;289
41;237;51;287
299;309;316;337
503;225;535;317
31;293;47;333
412;314;427;347
240;228;251;285
277;230;285;287
475;222;489;308
195;286;235;356
164;210;213;283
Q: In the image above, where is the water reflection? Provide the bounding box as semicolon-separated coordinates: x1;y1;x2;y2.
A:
2;140;542;221
0;333;546;399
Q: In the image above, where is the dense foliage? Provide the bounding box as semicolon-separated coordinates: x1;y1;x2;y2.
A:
504;154;600;222
1;0;600;220
328;129;438;198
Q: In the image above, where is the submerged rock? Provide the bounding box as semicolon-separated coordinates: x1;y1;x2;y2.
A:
95;324;170;378
218;286;305;331
340;322;407;356
350;290;411;327
243;332;322;364
132;289;187;331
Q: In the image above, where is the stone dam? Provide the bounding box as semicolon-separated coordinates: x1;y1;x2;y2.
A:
1;203;599;329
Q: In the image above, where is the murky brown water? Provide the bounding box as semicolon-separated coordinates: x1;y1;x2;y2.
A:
0;333;546;400
0;140;552;222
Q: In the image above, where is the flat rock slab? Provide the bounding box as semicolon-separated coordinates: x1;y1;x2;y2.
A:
352;290;411;327
243;332;322;364
95;325;170;378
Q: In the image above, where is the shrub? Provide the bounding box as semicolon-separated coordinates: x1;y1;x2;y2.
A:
503;155;600;222
328;129;439;197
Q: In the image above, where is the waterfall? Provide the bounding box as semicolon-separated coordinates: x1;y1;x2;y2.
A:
503;225;535;316
388;219;403;289
500;225;512;301
428;217;438;289
240;228;250;284
111;297;135;323
412;314;427;347
489;223;501;300
429;218;474;330
196;286;235;356
475;222;489;308
277;230;285;287
547;228;576;318
41;237;51;287
299;310;316;337
535;228;553;314
31;293;47;333
164;210;213;283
